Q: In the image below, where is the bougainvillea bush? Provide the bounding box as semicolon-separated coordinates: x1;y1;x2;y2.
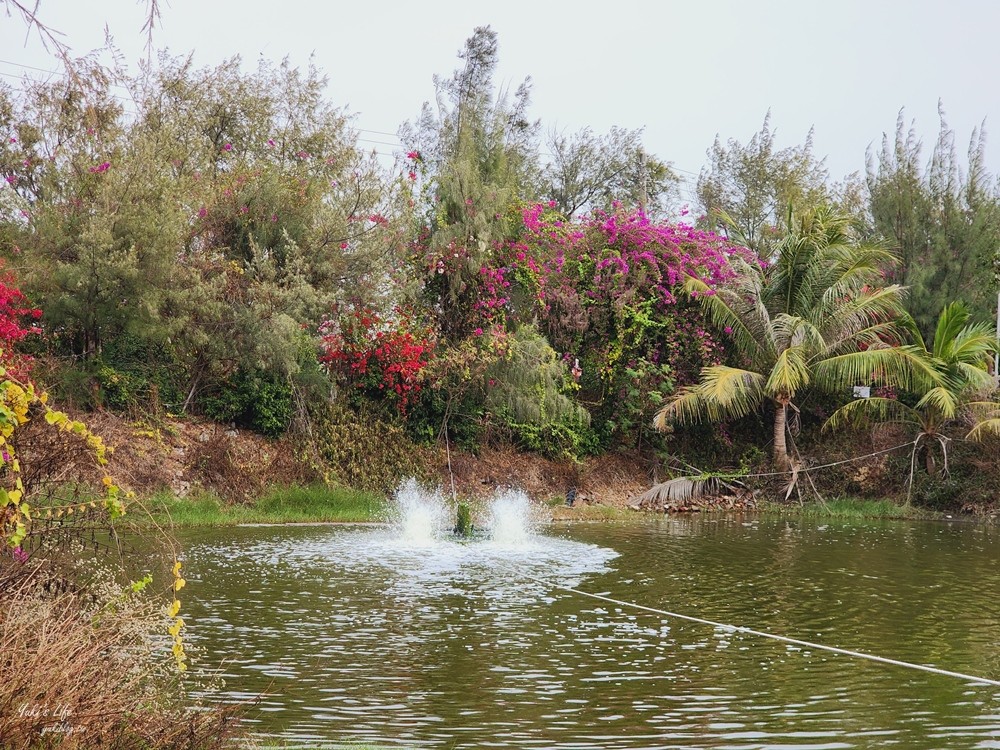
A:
404;201;759;453
319;306;435;417
487;203;759;448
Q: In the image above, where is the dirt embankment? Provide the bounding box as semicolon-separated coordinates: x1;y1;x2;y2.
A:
76;412;657;509
78;412;314;503
437;447;655;511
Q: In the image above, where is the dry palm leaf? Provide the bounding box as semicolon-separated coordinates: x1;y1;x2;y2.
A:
632;476;725;508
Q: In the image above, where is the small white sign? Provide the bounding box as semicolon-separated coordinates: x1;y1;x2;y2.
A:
852;386;871;399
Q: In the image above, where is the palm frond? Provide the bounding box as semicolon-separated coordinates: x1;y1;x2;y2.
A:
781;208;893;317
952;361;995;394
771;314;824;353
823;396;922;432
967;418;1000;442
914;386;959;420
654;366;766;429
632;476;725;508
811;249;897;318
765;345;811;397
653;386;706;430
962;400;1000;420
948;322;1000;366
684;273;772;365
818;285;907;343
931;301;972;360
812;344;941;392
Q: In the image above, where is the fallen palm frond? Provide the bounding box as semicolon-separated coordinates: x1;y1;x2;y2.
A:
632;475;737;511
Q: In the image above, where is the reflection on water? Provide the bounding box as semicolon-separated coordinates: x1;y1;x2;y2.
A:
177;516;1000;749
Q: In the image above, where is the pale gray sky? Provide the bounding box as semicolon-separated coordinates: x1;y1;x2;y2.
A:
2;0;997;206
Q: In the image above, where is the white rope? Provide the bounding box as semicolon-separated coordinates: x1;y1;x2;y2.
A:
716;439;918;480
535;578;1000;687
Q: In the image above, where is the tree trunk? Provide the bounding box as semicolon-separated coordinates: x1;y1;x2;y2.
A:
773;399;790;472
922;444;936;475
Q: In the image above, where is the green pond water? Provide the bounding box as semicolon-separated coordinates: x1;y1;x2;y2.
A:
176;514;1000;749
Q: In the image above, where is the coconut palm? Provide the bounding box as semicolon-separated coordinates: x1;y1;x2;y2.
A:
825;301;1000;476
653;206;936;471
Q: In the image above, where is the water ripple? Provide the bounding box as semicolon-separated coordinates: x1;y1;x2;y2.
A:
177;517;1000;748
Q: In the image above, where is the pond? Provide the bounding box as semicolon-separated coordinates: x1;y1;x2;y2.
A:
176;494;1000;749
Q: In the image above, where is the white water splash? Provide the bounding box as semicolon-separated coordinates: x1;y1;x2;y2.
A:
485;488;539;547
226;479;617;596
391;478;450;545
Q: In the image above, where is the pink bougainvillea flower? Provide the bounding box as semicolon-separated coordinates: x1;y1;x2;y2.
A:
406;150;420;160
8;137;15;143
197;207;208;218
88;161;111;174
13;547;27;564
223;143;233;152
408;170;417;181
267;139;276;147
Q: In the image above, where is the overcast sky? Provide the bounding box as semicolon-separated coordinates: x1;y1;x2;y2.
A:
2;0;997;207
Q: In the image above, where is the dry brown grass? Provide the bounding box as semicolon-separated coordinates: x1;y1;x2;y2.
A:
0;562;240;750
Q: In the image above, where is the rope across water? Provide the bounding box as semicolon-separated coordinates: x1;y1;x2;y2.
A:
531;577;1000;688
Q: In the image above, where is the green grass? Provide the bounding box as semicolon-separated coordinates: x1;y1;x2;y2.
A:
138;484;388;527
761;496;932;520
546;497;637;521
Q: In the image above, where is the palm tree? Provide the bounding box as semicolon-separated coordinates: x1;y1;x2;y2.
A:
654;206;935;471
825;301;1000;476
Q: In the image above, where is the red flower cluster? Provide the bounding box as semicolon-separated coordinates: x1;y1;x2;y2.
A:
0;262;42;379
319;308;434;415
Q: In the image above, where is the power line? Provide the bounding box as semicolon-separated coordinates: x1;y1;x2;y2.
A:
0;58;135;94
0;58;708;179
0;69;139;108
357;136;406;149
0;57;707;200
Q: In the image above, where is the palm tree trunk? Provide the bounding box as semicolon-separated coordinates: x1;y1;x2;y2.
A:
773;399;790;472
923;444;936;475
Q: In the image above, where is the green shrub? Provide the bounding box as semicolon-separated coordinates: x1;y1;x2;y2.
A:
200;369;294;438
308;400;429;493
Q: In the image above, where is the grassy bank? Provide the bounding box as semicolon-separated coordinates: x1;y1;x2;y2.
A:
141;484;388;527
759;496;941;520
137;485;951;530
546;497;637;521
